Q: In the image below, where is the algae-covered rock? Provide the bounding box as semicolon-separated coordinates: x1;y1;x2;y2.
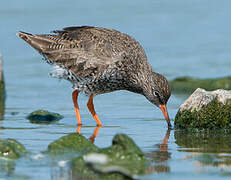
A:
0;138;27;177
170;76;231;94
47;133;147;179
71;134;147;180
27;110;63;124
0;139;27;160
100;134;147;174
0;54;5;120
175;88;231;129
47;133;98;155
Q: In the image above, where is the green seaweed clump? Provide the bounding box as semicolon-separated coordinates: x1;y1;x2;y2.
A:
175;98;231;129
71;134;147;180
47;133;99;155
0;139;27;160
27;110;63;124
170;76;231;94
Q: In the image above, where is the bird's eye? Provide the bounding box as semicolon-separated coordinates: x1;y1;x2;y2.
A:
154;91;160;97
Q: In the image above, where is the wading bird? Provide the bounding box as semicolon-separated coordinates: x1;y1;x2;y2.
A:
17;26;171;128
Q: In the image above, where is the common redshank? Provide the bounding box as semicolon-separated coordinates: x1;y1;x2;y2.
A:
17;26;171;128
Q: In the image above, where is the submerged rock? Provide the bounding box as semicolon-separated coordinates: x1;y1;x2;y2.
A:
175;88;231;129
27;110;63;124
47;133;98;155
0;54;5;120
170;76;231;94
0;139;27;160
71;134;147;180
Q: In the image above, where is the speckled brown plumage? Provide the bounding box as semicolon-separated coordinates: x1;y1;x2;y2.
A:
17;26;172;128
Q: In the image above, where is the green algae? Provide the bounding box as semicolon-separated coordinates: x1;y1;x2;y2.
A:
170;76;231;94
27;110;63;124
47;133;98;155
71;134;147;180
174;98;231;129
0;139;27;160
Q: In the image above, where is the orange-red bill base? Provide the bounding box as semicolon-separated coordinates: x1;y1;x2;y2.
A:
159;104;172;128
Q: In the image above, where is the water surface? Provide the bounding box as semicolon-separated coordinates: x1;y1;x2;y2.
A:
0;0;231;179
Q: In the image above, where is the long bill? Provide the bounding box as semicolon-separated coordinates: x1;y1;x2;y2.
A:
159;104;172;128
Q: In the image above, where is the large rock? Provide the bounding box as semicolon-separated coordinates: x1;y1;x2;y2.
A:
0;54;5;120
27;110;63;124
48;133;147;179
175;88;231;129
170;76;231;94
71;134;147;179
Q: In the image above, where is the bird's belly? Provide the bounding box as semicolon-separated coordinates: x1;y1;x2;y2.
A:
73;78;125;95
50;65;128;95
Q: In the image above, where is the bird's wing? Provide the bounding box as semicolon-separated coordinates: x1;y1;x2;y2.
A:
18;26;127;78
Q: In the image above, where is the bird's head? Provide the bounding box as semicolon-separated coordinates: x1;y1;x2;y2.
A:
143;72;171;128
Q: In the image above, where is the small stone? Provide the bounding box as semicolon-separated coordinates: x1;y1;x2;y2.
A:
27;110;63;124
47;133;98;155
0;139;27;160
175;88;231;129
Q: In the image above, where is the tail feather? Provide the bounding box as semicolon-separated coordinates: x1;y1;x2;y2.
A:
17;31;64;54
17;31;55;53
17;31;69;64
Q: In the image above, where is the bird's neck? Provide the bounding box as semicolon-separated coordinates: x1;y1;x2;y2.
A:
126;70;153;95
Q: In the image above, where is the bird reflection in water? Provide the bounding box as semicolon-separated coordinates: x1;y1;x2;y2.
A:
146;129;171;174
76;125;101;143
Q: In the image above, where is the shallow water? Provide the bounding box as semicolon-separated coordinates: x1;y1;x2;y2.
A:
0;0;231;179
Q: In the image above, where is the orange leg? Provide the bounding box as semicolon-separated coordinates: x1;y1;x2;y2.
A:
87;94;102;126
89;126;101;143
76;125;81;134
72;90;82;125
